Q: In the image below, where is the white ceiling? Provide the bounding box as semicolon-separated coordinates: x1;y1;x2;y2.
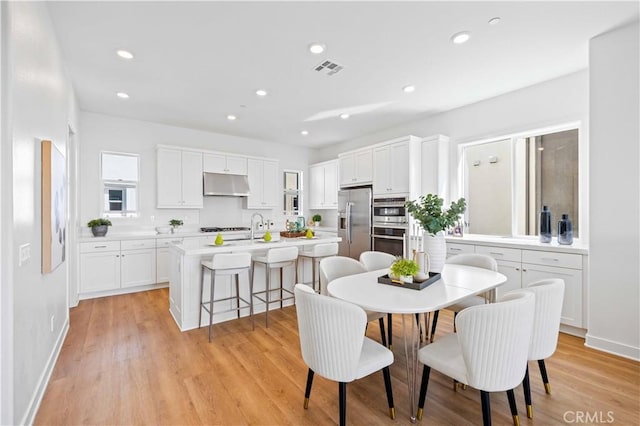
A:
47;1;638;148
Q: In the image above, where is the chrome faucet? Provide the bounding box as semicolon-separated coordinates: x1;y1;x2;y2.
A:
250;213;264;240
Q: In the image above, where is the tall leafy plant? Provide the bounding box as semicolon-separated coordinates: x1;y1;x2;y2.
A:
406;194;466;236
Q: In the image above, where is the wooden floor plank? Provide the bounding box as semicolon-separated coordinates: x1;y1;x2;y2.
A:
35;288;640;425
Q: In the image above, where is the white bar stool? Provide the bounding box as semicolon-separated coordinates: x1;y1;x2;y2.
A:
199;252;253;342
297;242;339;294
251;246;299;327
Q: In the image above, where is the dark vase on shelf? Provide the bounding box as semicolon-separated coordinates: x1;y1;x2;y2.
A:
539;205;552;243
558;214;574;245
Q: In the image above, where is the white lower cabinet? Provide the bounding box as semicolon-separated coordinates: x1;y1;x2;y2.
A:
79;249;121;293
80;239;160;296
446;240;586;329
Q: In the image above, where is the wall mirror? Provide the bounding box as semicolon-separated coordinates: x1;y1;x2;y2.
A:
462;126;579;238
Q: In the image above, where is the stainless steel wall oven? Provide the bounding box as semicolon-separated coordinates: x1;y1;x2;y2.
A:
372;197;409;257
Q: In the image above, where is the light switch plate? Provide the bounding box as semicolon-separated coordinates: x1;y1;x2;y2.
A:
19;243;31;266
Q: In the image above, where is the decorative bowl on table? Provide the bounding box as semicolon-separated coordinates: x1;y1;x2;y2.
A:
156;226;171;234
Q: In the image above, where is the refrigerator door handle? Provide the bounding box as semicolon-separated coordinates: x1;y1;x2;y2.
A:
346;202;352;243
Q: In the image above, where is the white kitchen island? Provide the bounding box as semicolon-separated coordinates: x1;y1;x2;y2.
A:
168;235;341;331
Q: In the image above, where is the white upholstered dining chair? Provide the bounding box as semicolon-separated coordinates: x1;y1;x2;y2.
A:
429;253;498;340
519;278;565;419
416;290;535;426
319;256;389;347
294;284;395;425
358;251;396;348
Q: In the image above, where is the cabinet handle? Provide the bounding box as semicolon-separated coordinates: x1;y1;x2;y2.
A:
94;245;107;248
121;254;125;257
116;255;120;257
450;248;462;251
489;252;504;256
515;268;520;271
522;269;527;272
541;257;559;262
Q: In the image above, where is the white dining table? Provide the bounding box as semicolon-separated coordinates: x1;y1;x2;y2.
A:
327;264;507;423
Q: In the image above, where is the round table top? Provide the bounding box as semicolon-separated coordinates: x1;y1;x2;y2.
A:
327;264;507;314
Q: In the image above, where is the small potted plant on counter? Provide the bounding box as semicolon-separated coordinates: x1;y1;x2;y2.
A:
87;218;112;237
169;219;184;233
389;258;420;284
312;214;322;227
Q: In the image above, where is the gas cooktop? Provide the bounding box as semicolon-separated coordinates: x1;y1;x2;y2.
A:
200;227;250;233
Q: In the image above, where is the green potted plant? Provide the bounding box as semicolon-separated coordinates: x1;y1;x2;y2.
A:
389;258;420;283
169;219;184;233
312;214;322;227
406;194;466;273
87;218;112;237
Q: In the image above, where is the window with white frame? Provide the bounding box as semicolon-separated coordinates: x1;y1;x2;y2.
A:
461;125;579;238
283;170;303;215
101;152;139;217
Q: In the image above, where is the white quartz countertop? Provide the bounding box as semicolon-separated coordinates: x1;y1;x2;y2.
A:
445;235;588;254
171;235;342;256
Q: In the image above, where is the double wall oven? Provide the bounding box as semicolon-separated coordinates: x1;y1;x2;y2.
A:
372;196;408;257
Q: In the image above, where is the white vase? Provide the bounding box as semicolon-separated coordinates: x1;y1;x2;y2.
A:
423;231;446;273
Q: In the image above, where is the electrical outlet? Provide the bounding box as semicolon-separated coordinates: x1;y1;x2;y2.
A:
19;243;30;266
150;215;155;222
50;315;55;332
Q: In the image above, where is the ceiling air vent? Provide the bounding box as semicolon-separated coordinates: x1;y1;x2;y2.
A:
313;60;344;76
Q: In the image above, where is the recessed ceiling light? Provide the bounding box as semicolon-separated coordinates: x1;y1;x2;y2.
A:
488;17;501;26
116;50;134;59
256;89;267;97
339;113;350;120
116;92;129;99
308;43;326;54
301;130;309;136
451;31;471;44
227;115;237;121
403;85;416;93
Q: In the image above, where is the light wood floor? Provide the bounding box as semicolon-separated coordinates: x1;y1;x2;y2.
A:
36;288;639;425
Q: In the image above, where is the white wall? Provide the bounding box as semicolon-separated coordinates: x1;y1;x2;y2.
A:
587;21;639;360
317;71;589;239
79;112;313;233
1;2;79;424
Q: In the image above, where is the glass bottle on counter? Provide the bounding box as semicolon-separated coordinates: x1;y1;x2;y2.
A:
539;205;552;243
557;214;574;245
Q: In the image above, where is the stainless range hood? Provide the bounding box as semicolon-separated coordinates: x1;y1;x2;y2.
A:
203;172;251;196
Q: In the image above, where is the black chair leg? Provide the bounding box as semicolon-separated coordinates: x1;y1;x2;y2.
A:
382;366;395;419
339;382;347;426
430;310;439;343
378;317;387;348
387;313;393;349
417;365;431;420
480;391;491;426
538;359;551;394
303;369;314;409
506;389;520;426
523;365;533;418
453;311;458;332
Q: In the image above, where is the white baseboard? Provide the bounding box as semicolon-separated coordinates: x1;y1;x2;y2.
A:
585;333;640;361
19;317;69;426
78;282;169;301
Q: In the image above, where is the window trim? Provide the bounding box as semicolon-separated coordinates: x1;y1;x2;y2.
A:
100;151;140;218
457;121;582;240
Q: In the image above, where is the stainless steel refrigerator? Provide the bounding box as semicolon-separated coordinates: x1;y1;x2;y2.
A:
337;187;372;259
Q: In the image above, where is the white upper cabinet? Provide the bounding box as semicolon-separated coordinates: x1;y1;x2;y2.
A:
309;160;338;209
372;135;422;197
203;153;248;175
373;140;411;195
157;148;203;208
339;148;373;187
247;158;279;209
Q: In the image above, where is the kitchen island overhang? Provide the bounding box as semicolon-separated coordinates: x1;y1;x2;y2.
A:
168;236;342;331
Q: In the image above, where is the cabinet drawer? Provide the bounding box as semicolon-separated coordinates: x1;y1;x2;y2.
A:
522;250;582;269
156;238;184;248
121;239;156;250
446;243;475;256
476;245;521;262
80;241;120;253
